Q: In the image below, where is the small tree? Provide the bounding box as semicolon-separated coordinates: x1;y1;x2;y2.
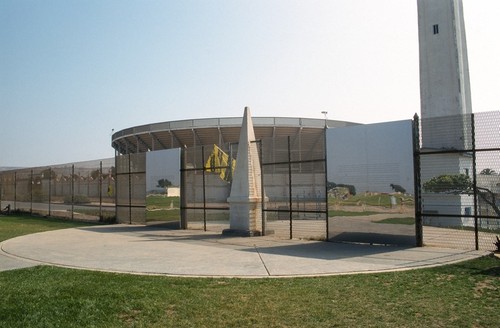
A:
90;169;101;181
327;181;356;196
157;178;172;189
480;168;497;175
40;168;56;180
390;184;406;193
494;236;500;252
423;174;472;193
423;174;500;216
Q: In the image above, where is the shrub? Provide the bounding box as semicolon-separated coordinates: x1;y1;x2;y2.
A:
63;194;90;204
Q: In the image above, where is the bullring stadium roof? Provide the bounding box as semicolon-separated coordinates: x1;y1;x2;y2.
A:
111;116;360;154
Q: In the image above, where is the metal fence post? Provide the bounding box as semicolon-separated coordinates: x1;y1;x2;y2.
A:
471;113;479;250
112;160;117;221
14;171;17;211
412;114;423;247
30;169;33;215
288;136;293;239
128;154;132;224
71;164;75;220
99;161;103;221
180;147;187;229
258;140;266;236
48;167;52;216
202;146;207;231
324;126;330;241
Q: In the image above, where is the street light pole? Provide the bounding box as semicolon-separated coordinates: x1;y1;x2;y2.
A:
321;111;328;128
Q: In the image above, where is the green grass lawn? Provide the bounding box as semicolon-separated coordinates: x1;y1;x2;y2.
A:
376;217;416;225
146;195;180;209
1;214;499;327
0;214;96;242
331;193;414;207
329;210;381;217
145;194;413;221
146;195;180;222
146;208;180;222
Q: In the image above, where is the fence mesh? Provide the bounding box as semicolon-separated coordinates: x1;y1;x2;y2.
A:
181;144;233;232
180;130;328;239
417;111;500;251
116;153;146;224
0;158;116;222
325;120;416;246
262;133;328;240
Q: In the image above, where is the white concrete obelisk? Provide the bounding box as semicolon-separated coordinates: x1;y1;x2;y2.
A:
225;107;263;236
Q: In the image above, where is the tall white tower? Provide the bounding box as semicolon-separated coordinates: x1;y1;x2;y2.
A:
417;0;474;226
417;0;472;149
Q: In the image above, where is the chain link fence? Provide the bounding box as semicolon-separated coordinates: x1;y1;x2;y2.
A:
326;120;416;246
262;133;328;240
415;111;500;251
180;143;234;232
179;130;328;239
115;153;146;224
0;158;116;222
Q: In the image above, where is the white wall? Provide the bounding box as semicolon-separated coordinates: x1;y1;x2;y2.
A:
327;120;414;194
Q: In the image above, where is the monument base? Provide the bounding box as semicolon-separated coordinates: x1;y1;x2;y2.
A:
222;229;262;237
227;197;263;233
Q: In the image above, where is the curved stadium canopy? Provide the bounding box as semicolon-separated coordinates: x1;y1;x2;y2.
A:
111;117;360;155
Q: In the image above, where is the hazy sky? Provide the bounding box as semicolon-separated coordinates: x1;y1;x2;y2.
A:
1;0;499;168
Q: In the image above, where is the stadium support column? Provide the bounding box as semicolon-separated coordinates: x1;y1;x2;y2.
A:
224;107;265;236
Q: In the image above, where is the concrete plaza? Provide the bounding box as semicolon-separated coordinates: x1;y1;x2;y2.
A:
0;224;489;277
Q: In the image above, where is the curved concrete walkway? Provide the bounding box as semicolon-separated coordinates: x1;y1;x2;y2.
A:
0;224;490;277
